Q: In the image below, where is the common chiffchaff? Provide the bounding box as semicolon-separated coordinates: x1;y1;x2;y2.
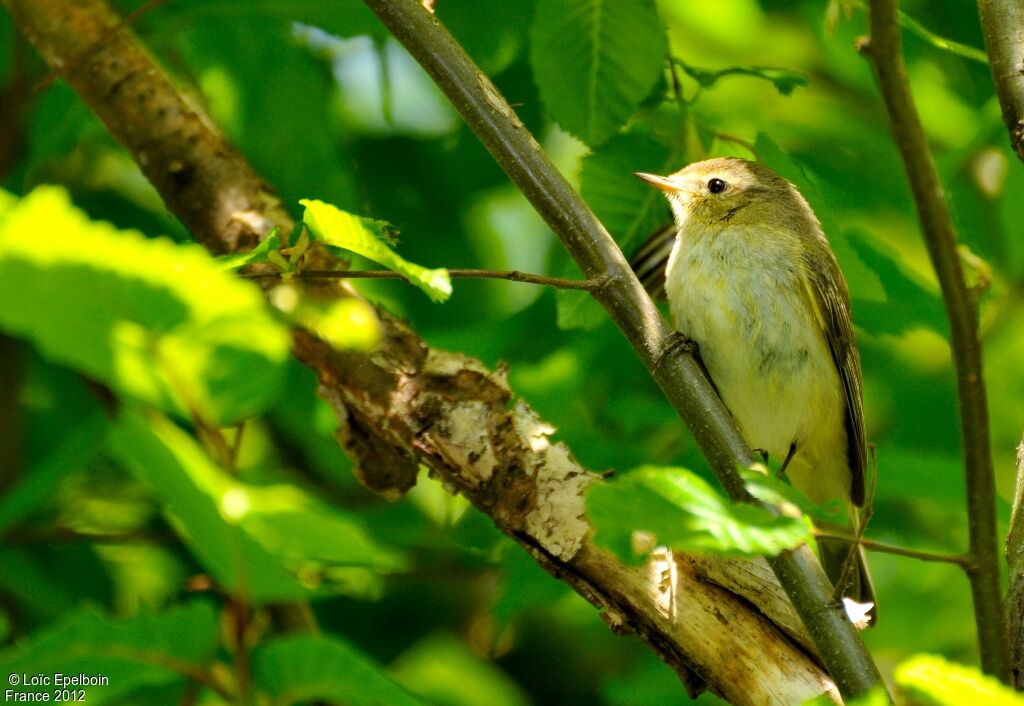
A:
635;157;875;618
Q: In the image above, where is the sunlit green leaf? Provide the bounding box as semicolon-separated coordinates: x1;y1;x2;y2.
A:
108;408;406;603
0;188;15;216
269;284;381;351
216;227;281;271
301;199;452;302
0;187;290;424
529;0;667;146
586;466;813;560
253;634;425;706
0;601;218;706
895;654;1024;706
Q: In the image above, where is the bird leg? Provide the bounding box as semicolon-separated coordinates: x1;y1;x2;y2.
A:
776;442;797;480
655;330;698;372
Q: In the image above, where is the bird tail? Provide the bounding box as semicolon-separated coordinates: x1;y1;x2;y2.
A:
817;510;877;626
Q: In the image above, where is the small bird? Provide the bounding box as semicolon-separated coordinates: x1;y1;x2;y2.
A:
634;157;875;619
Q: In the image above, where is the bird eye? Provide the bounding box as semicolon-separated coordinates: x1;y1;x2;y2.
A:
707;178;727;194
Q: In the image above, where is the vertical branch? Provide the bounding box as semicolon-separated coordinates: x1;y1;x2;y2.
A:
977;0;1024;163
1009;437;1024;687
359;0;886;699
866;0;1011;682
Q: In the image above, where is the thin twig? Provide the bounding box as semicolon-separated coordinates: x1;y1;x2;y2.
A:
832;444;878;604
361;0;884;698
243;268;605;291
865;0;1011;682
815;532;972;568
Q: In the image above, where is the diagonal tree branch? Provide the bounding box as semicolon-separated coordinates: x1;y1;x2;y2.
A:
2;0;858;700
865;0;1011;682
358;0;883;698
978;0;1024;163
1;0;287;255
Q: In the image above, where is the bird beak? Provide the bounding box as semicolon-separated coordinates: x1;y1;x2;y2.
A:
634;172;679;192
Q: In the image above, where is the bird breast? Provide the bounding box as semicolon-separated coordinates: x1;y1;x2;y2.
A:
664;224;845;475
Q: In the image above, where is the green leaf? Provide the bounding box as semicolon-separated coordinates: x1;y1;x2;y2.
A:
253;634;425;706
586;466;813;560
300;199;452;302
0;546;110;619
0;601;218;706
216;227;282;271
529;0;667;146
554;268;606;330
159;0;385;40
895;654;1024;706
436;0;536;75
0;188;15;216
674;58;808;96
846;230;948;337
492;544;570;630
108;408;406;603
390;633;530;706
0;187;290;425
269;284;381;351
0;412;107;534
556;126;685;330
580;128;681;250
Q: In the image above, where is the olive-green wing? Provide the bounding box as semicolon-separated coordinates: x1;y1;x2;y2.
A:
800;245;867;507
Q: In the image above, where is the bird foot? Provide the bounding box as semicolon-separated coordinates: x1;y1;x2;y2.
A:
656;331;698;371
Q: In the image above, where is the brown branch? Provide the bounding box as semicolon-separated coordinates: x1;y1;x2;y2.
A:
865;0;1011;682
978;0;1024;163
1009;437;1024;687
0;30;32;179
2;0;285;255
0;1;849;701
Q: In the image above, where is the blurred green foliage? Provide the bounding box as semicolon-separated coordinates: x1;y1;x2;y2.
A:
1;0;1022;704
